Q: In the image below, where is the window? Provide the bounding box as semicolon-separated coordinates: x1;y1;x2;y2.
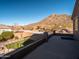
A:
75;17;78;31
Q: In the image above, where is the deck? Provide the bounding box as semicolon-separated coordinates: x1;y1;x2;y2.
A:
23;35;79;59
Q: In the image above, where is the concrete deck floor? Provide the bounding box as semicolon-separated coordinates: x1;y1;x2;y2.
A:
23;35;79;59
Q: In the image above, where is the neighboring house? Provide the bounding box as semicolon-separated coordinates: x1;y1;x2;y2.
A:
0;27;12;34
56;29;71;34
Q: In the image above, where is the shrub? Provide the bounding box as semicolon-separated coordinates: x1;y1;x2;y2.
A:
0;31;14;41
0;35;3;41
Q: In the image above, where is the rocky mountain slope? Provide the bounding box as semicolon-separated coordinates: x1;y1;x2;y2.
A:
24;14;73;32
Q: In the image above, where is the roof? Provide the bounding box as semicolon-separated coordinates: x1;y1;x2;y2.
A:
0;26;11;29
72;0;79;19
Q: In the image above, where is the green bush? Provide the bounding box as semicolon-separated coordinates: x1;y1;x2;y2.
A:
0;31;14;41
6;41;23;49
0;35;4;41
6;38;32;49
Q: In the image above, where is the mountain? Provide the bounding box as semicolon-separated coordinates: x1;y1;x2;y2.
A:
0;14;73;33
24;14;73;32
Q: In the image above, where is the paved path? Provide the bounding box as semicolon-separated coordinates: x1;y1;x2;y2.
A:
23;35;79;59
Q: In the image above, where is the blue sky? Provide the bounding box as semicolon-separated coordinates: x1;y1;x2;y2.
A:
0;0;75;25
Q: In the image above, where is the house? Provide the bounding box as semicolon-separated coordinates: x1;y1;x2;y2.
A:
72;0;79;40
0;26;12;34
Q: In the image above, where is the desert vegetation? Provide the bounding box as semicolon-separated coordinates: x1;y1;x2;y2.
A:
0;31;14;42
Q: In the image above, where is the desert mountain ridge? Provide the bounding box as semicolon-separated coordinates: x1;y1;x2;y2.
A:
23;14;73;32
0;14;73;32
